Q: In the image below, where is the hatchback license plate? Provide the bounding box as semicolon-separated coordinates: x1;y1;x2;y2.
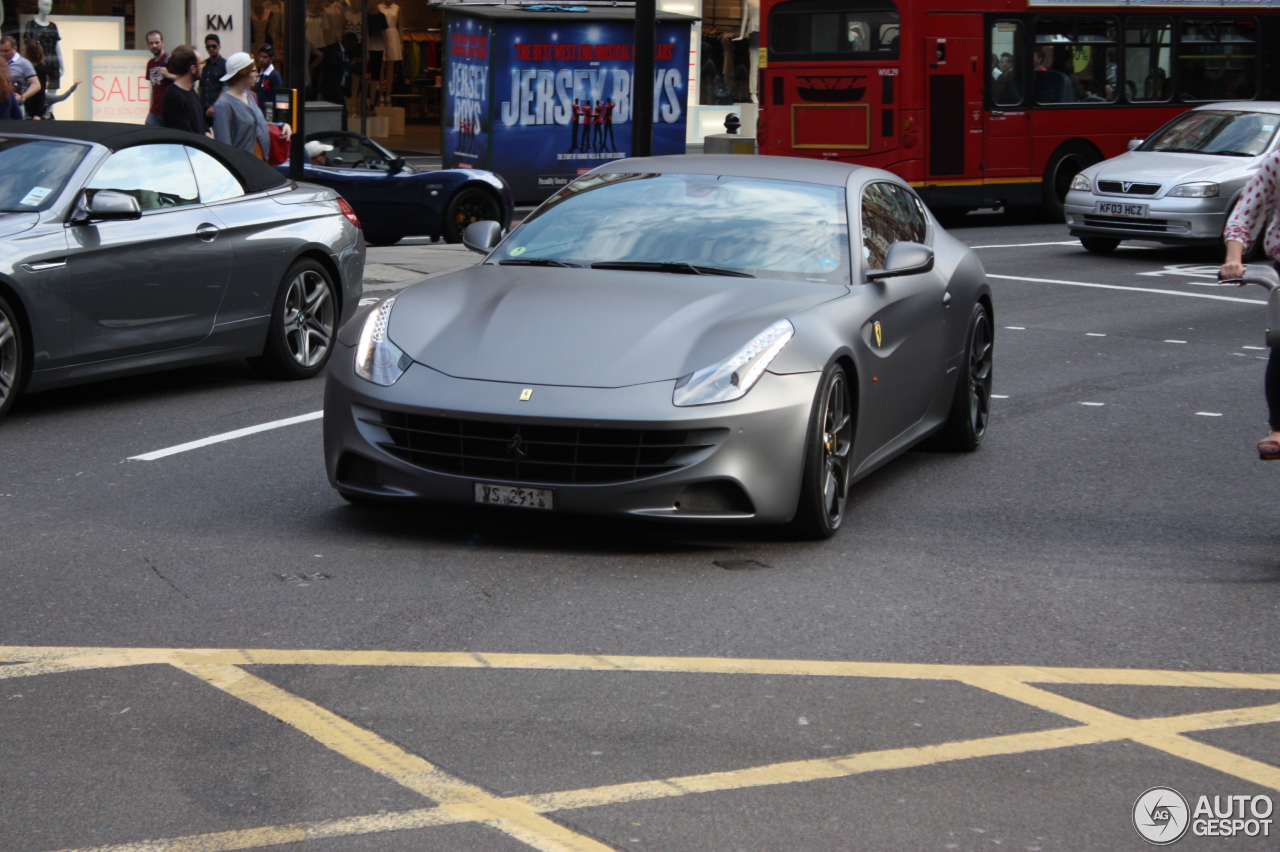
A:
1097;201;1148;218
474;483;554;510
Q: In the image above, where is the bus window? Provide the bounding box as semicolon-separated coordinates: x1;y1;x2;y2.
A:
1125;18;1172;103
768;0;900;61
990;21;1023;107
1178;18;1257;102
1034;18;1118;106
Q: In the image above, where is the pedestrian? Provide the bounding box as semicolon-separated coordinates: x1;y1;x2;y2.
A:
0;62;22;120
20;40;45;118
252;44;283;118
161;45;209;135
145;30;175;127
212;51;290;156
1221;151;1280;459
199;34;227;123
0;35;40;115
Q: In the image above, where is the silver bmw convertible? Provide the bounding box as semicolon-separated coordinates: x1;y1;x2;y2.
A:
323;156;992;538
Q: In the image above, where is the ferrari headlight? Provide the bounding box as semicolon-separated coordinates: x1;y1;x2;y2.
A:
1167;181;1219;198
1070;174;1092;192
673;320;794;406
354;297;410;386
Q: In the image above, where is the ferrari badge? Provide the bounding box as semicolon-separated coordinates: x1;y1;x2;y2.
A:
873;321;883;348
519;388;533;401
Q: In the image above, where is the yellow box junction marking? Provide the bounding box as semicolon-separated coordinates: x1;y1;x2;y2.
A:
3;645;1280;852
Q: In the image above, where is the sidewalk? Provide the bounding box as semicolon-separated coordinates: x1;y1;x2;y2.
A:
362;239;479;291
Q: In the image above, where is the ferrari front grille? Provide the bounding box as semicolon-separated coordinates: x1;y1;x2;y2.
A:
366;410;726;485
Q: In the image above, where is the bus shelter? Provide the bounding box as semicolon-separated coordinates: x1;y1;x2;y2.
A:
443;5;697;202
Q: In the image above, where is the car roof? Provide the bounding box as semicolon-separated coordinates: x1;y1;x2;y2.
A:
0;120;289;194
593;155;869;187
1192;102;1280;115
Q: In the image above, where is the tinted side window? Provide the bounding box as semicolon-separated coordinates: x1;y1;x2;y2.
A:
861;181;923;270
185;147;244;202
1125;17;1172;102
1034;17;1118;105
1179;18;1256;102
86;144;199;211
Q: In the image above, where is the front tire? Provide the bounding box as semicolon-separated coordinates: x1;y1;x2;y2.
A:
0;294;25;422
442;187;502;243
934;303;993;451
789;364;854;540
251;259;338;380
1080;236;1120;254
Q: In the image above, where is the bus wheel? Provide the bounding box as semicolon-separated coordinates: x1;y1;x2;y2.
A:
1042;143;1100;222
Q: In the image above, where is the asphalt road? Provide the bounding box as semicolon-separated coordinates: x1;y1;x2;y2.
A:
4;219;1280;851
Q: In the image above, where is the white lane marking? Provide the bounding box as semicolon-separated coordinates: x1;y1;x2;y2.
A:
1086;333;1107;337
971;240;1079;249
1196;412;1223;417
1244;346;1266;350
987;274;1266;305
129;411;323;461
1165;339;1187;344
1138;264;1220;279
992;395;1009;399
1005;326;1026;330
1235;353;1249;357
1080;402;1106;406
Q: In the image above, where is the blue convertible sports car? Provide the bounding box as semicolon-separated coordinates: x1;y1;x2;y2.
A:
276;132;514;246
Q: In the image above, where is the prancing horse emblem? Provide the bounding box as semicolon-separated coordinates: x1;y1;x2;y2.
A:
505;434;527;459
874;321;883;347
519;388;533;401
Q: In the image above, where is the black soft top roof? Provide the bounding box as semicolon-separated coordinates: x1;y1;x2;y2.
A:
0;120;289;194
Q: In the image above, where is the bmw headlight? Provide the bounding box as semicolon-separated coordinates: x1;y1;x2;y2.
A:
1070;174;1092;192
673;320;794;406
354;297;411;386
1167;182;1219;198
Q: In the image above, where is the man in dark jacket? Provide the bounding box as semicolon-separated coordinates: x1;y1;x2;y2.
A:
162;45;209;135
199;33;226;121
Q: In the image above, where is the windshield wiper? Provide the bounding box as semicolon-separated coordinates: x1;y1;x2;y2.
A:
497;258;580;268
1208;150;1257;157
589;261;755;278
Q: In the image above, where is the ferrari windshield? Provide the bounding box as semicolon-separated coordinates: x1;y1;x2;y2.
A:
1142;110;1280;157
493;172;851;283
0;137;86;212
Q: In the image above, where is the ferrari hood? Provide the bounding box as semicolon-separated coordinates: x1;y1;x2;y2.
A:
387;265;845;388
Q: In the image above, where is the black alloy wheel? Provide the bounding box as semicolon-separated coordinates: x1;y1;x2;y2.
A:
790;363;854;540
934;303;993;451
443;188;502;244
251;259;339;380
0;294;24;422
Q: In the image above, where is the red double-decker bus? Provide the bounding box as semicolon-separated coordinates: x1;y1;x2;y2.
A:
757;0;1277;217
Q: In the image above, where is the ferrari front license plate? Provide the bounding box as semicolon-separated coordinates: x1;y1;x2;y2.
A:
474;483;555;510
1096;201;1148;218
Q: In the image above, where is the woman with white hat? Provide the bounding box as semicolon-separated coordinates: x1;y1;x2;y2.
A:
211;51;290;156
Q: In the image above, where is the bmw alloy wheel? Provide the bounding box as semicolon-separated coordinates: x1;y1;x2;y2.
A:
283;267;336;369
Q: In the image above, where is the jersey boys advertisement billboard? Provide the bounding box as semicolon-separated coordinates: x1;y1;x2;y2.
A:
444;11;692;201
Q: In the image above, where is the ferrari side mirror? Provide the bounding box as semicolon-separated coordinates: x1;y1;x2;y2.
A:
462;220;503;254
865;242;934;282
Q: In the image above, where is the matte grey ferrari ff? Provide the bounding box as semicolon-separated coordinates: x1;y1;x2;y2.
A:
0;121;364;421
324;156;992;538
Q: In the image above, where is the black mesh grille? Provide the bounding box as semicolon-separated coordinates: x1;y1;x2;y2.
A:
1097;181;1161;196
365;410;725;485
1081;214;1171;233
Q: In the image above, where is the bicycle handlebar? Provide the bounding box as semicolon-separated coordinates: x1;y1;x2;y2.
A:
1218;264;1280;291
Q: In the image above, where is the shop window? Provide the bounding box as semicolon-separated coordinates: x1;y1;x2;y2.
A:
1178;18;1256;102
1034;17;1118;106
1124;18;1172;102
990;21;1024;107
86;145;199;211
769;0;900;61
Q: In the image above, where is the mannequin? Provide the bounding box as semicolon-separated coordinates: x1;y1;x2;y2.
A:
735;0;759;103
375;3;400;106
24;0;61;91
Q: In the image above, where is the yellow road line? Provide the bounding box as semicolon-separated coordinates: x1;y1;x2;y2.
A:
176;663;613;852
8;645;1280;690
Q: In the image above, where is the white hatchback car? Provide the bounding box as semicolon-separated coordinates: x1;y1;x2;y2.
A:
1064;103;1280;253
